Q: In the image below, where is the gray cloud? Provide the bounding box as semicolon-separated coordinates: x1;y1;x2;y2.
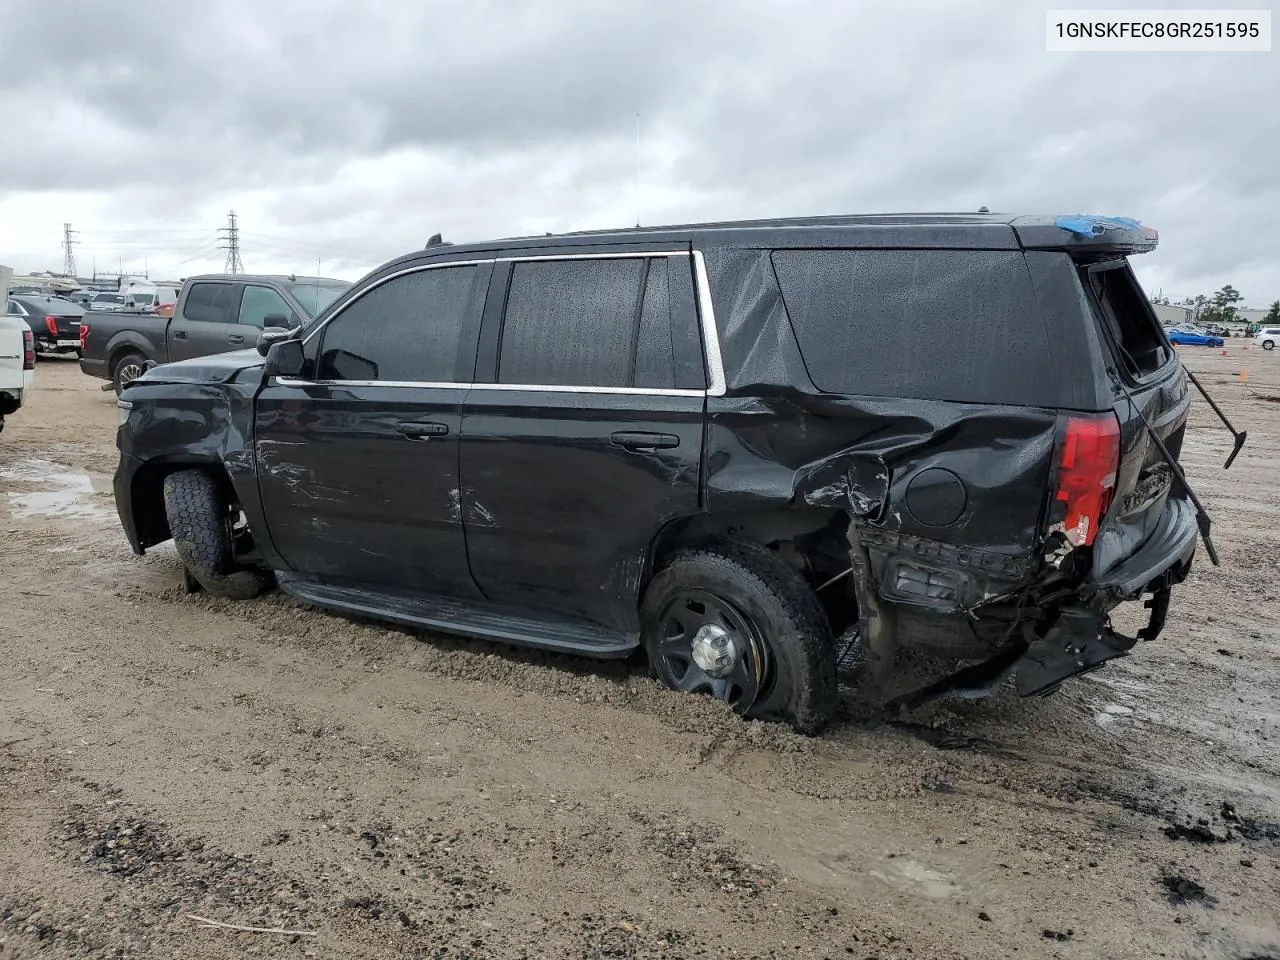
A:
0;0;1275;304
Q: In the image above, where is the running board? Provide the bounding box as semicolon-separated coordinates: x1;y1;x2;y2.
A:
275;574;639;658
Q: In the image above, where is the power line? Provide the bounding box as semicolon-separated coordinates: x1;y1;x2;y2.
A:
62;222;79;276
219;210;244;274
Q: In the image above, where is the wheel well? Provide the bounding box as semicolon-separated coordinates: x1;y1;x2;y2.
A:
131;461;238;550
644;509;860;639
107;343;145;377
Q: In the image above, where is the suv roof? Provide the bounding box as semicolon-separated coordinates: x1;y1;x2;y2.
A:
391;212;1157;266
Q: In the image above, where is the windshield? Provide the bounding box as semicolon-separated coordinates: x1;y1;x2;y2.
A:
131;294;157;305
285;280;351;318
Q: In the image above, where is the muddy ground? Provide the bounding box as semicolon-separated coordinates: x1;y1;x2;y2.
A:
1;350;1277;960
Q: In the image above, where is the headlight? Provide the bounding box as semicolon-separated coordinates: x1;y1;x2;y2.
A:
116;399;133;427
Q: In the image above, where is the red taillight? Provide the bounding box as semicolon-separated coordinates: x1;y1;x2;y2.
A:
22;329;35;370
1053;414;1121;547
45;314;58;336
80;322;90;352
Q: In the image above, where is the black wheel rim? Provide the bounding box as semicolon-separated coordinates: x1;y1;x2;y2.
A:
652;589;771;713
118;362;143;386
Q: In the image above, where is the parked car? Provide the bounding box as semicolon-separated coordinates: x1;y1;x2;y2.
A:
0;315;35;433
111;213;1218;733
1166;327;1224;347
1254;327;1280;351
80;274;352;393
87;292;127;312
122;283;181;312
6;295;87;357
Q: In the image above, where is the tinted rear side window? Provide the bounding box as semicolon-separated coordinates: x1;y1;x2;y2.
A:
498;257;699;389
771;249;1050;405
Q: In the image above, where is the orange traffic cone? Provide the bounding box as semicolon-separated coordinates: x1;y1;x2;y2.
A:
1240;370;1248;383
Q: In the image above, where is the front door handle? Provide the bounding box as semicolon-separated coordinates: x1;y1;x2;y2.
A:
611;431;680;451
173;330;188;340
396;421;449;440
228;334;245;344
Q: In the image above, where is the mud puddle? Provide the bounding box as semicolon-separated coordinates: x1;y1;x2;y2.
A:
0;457;115;522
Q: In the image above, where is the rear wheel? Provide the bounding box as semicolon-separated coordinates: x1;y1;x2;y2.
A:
162;470;272;601
112;351;146;395
641;541;836;733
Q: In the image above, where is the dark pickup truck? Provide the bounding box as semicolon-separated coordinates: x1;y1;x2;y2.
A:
80;273;351;393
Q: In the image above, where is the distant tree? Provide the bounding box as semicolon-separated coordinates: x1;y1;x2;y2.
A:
1264;300;1280;326
1212;284;1243;322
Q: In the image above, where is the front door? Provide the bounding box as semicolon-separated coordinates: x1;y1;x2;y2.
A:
254;260;492;598
459;251;708;633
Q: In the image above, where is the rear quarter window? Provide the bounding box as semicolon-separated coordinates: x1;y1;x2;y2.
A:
771;249;1055;406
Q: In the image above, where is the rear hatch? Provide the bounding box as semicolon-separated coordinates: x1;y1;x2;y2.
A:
1077;259;1189;578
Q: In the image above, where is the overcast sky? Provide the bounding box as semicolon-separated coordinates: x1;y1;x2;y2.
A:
0;0;1275;305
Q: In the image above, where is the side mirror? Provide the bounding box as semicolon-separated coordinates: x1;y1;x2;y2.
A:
263;338;305;378
256;326;296;357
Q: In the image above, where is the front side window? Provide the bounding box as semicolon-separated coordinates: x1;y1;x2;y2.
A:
316;265;477;382
182;283;240;324
238;285;293;328
497;256;695;389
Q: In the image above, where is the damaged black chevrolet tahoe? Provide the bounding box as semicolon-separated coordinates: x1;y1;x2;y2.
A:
114;213;1236;733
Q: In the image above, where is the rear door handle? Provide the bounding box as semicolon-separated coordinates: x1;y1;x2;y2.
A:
611;431;680;451
228;334;245;344
396;421;449;440
173;330;188;340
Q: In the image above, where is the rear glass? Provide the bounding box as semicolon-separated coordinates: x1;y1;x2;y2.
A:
1084;263;1171;378
771;249;1049;405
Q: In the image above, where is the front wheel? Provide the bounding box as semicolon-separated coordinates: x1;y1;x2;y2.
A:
1265;340;1276;351
641;541;836;733
162;470;272;601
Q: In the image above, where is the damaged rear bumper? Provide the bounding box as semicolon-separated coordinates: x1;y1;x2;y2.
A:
879;497;1198;714
1015;496;1197;696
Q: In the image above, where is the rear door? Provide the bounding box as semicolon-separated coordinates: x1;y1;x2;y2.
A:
458;249;707;634
254;259;491;598
169;280;244;360
1077;259;1189;576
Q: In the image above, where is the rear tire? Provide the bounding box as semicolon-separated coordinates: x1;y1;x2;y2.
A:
162;470;272;601
112;351;147;395
641;541;837;734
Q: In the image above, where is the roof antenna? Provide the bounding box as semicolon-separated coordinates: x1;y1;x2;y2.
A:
635;112;641;228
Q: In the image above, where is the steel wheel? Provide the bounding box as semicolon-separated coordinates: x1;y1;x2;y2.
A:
651;588;772;713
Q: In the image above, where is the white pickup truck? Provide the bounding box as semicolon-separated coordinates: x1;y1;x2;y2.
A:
1;265;35;433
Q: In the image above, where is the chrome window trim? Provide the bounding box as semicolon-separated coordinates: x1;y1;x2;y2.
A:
287;249;727;397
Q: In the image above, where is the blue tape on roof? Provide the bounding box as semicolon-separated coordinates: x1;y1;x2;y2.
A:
1054;215;1143;237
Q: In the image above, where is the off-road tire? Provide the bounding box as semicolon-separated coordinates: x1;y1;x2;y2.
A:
162;469;271;601
641;540;837;734
112;351;147;395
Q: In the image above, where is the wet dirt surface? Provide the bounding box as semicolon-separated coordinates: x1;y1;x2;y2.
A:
1;352;1278;959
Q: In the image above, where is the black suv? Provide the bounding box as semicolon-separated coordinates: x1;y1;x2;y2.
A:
113;213;1214;732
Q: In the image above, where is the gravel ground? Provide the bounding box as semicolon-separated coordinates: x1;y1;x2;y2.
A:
1;351;1278;960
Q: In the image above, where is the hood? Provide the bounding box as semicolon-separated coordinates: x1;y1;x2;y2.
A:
135;349;264;386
